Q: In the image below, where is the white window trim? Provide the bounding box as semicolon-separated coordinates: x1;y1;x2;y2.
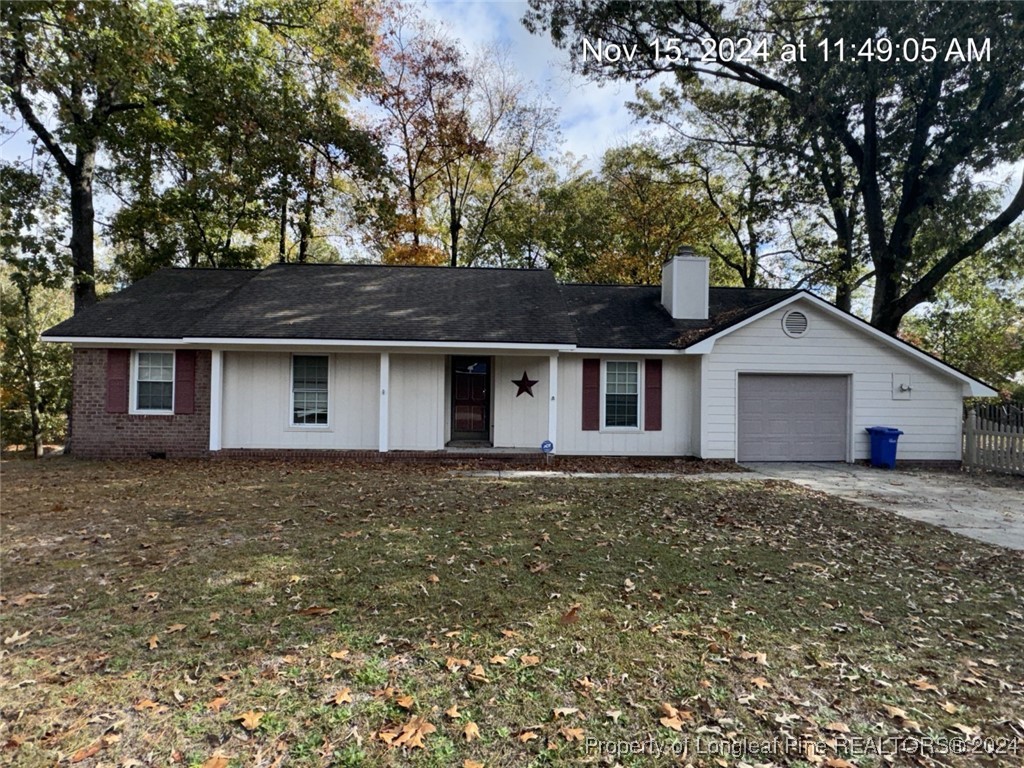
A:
129;350;175;416
290;353;331;429
600;359;643;432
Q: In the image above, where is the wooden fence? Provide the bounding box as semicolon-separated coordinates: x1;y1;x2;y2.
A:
962;404;1024;475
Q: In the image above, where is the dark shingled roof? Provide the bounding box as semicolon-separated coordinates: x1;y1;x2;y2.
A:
43;268;257;339
188;263;577;344
559;284;797;349
43;264;797;349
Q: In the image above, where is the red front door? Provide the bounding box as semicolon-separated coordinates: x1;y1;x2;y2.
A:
451;357;490;442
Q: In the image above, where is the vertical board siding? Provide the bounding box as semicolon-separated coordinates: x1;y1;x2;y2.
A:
174;350;197;414
557;355;696;456
581;359;600;431
492;356;549;449
105;349;130;413
221;351;379;449
644;359;663;431
388;354;445;450
701;302;963;461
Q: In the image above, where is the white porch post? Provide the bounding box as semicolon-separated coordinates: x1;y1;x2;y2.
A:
547;352;558;453
208;350;223;452
379;352;390;453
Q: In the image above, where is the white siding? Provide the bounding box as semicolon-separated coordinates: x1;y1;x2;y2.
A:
556;354;698;456
222;352;379;449
388;354;445;450
493;356;549;449
701;301;963;461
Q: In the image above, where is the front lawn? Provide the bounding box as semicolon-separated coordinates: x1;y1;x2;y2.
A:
1;459;1021;767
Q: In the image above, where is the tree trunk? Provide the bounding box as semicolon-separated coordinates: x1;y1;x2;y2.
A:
278;176;289;264
448;197;461;267
69;154;97;314
298;155;317;263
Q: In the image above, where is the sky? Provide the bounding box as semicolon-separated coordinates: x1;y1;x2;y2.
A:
417;0;644;169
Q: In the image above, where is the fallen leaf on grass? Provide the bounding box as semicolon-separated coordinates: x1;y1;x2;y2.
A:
297;606;336;616
133;699;166;713
332;688;353;705
463;722;480;741
445;704;461;720
559;726;585;742
552;707;579;719
489;655;508;665
738;650;768;665
939;701;958;714
824;722;850;734
908;678;939;692
147;635;159;650
464;761;485;768
396;694;415;710
467;664;489;683
658;702;693;731
69;741;102;763
520;655;541;667
236;710;264;731
329;649;350;660
882;704;908;720
201;758;230;768
207;697;228;713
518;730;539;742
606;710;622;722
824;759;857;768
166;623;186;634
559;604;581;624
750;676;772;689
380;716;436;749
446;657;471;672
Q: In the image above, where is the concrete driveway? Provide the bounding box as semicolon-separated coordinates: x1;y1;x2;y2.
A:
744;462;1024;551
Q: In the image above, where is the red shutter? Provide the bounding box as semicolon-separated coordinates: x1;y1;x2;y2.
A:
105;349;130;413
582;358;600;431
645;359;662;431
174;350;196;415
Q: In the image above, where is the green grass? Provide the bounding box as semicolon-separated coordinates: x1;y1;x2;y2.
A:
1;458;1022;767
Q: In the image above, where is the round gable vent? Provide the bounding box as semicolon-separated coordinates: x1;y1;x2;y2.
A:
782;310;809;337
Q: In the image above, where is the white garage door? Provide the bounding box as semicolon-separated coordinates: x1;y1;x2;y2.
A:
737;374;849;461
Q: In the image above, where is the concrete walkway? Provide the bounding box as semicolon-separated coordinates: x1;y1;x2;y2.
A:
744;462;1024;551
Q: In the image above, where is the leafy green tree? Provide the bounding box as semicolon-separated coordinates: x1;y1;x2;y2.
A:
525;0;1024;332
3;0;383;297
2;0;179;311
0;160;71;456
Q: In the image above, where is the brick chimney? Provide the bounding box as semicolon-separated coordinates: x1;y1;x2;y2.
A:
661;246;709;320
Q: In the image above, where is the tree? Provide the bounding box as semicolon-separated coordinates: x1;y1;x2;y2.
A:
2;1;179;312
433;51;558;268
105;0;383;278
525;0;1024;332
368;20;557;267
0;160;72;456
901;247;1024;395
2;0;383;298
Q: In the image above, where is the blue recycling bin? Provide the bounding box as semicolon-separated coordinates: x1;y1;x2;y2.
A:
865;426;903;469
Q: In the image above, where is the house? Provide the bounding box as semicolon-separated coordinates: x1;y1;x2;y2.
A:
43;251;995;462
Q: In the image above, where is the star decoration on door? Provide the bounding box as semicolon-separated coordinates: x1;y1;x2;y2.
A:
511;371;538;397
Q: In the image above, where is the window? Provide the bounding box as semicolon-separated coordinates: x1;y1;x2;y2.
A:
292;355;328;426
605;361;639;428
133;351;174;413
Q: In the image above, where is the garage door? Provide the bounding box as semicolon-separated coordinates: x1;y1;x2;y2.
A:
737;374;849;461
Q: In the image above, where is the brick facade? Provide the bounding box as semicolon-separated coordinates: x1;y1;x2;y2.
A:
71;348;211;458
